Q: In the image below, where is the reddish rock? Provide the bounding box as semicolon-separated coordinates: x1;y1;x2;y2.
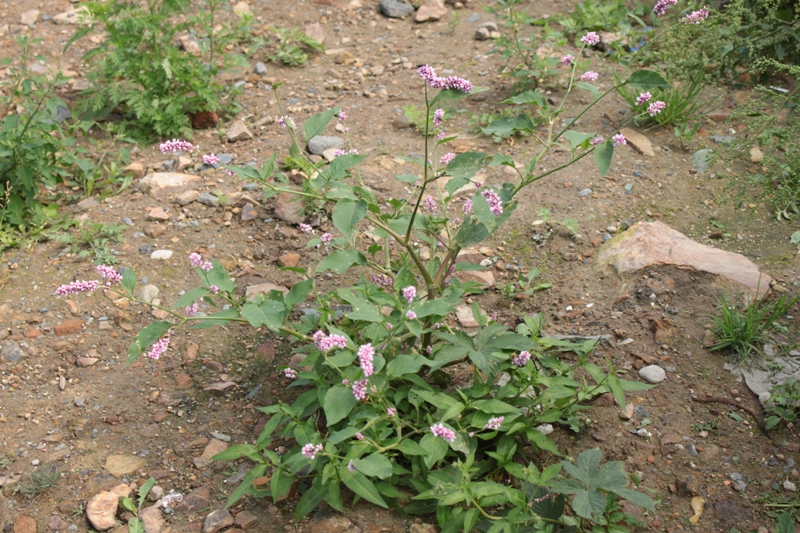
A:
176;485;210;512
140;424;160;438
273;192;304;224
76;357;99;367
415;0;447;21
185;341;199;363
47;515;68;531
55;319;83;336
595;221;772;299
255;340;275;363
234;510;258;530
175;373;193;388
277;253;300;267
13;516;36;533
153;411;169;423
193;438;228;469
147;207;170;221
145;224;167;238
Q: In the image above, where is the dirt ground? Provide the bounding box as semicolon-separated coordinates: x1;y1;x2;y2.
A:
0;0;799;532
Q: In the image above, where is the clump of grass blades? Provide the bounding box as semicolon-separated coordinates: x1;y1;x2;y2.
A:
15;463;60;497
709;293;799;362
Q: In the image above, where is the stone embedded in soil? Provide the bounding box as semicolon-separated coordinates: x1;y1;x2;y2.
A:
144;224;167;238
139;173;201;197
475;21;499;40
150;250;174;260
20;10;39;26
227;120;253;142
278;253;300;267
76;197;100;211
750;146;763;163
203;509;234;533
175;373;193;387
53;6;89;24
2;340;25;362
55;319;83;336
455;304;480;328
273;192;304;224
638;365;665;383
454;269;495;287
76;356;99;367
176;485;210;512
12;516;36;533
241;203;258;221
245;282;290;298
140;505;165;533
194;438;228;469
619;127;655;157
691;149;714;174
307;135;343;155
197;193;220;207
234;510;258;530
137;284;160;304
140;424;160;438
595;221;772;299
125;162;145;178
104;455;147;477
147;207;170;221
310;514;353;533
415;0;447;21
86;484;131;531
47;514;68;531
379;0;414;18
174;190;200;206
409;524;438;533
619;402;634;420
204;381;237;393
304;22;325;43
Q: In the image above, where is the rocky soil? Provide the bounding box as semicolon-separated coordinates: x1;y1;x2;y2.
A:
1;0;799;532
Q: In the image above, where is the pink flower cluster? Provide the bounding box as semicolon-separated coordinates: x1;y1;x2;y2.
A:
185;302;199;316
284;368;297;379
440;152;456;166
352;379;369;401
406;310;417;320
462;198;473;213
159;139;196;154
683;7;709;23
647;101;666;116
337;110;347;121
481;189;503;215
425;196;437;213
387;407;396;416
433;108;444;128
97;264;122;292
484;416;505;430
417;65;473;93
147;330;173;360
301;443;323;459
591;137;604;145
580;71;599;81
612;133;627;146
209;285;220;294
313;331;348;353
370;274;393;288
358;343;375;377
320;233;333;245
560;54;575;66
402;286;416;303
299;223;312;233
347;460;356;471
653;0;678;16
430;423;456;443
581;32;600;46
333;149;359;157
56;279;99;295
636;92;652;105
189;252;212;272
202;154;221;166
277;116;295;129
511;350;532;367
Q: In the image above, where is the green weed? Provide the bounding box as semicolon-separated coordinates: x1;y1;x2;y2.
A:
765;379;800;430
615;71;708;127
14;463;60;497
268;27;322;66
52;221;127;265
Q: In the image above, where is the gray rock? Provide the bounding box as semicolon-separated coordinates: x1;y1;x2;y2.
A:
203;508;234;533
307;135;343;155
139;245;155;255
122;217;134;225
52;6;89;24
74;398;85;407
218;154;235;165
691;149;714;175
474;21;499;41
253;62;267;75
710;135;734;145
174;190;200;206
226;120;253;142
1;340;25;362
136;284;160;304
20;9;39;26
638;365;665;384
197;193;220;207
467;13;480;22
379;0;415;18
577;188;592;197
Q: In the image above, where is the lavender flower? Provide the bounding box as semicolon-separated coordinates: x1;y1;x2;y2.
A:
55;280;99;295
511;350;532;367
355;432;364;440
635;92;652;105
402;286;417;303
430;423;456;443
277;116;295;129
353;379;369;401
337;110;347;121
301;443;324;459
462;199;473;213
425;195;437;213
347;460;356;471
683;7;709;23
612;133;627;146
358;343;375;377
159;139;196;154
560;54;575;66
147;331;173;360
209;285;219;294
406;310;417;320
387;408;396;416
481;189;503;215
320;233;333;245
579;71;599;81
647;101;666;116
97;265;121;285
299;223;312;233
591;137;604;145
433;108;444;128
417;64;473;93
185;302;199;316
316;333;348;353
201;261;212;272
284;368;298;379
440;152;456;166
202;154;220;166
370;274;393;288
484;416;505;430
189;252;203;267
653;0;678;16
437;131;446;141
581;31;600;46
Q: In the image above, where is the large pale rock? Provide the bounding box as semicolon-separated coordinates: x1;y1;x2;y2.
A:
245;282;290;299
273;192;304;224
454;269;495;287
139;173;201;197
415;0;447;21
53;6;90;24
104;454;147;477
619;128;654;157
140;505;165;533
86;485;131;531
595;221;771;299
193;438;228;469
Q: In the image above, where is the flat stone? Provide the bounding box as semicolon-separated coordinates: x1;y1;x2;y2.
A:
150;250;174;260
20;9;39;26
53;6;89;24
125;162;145;178
311;515;353;533
136;284;160;304
253;62;267;75
144;224;167;238
140;505;164;533
55;319;83;336
277;253;300;267
639;365;666;383
76;197;100;211
454;304;479;328
1;340;25;362
304;22;325;43
105;454;147;477
619;402;634;420
227;120;253;142
619;127;655;157
454;269;495;287
379;0;414;18
175;190;200;206
475;21;499;40
176;485;210;512
175;373;193;387
86;485;131;531
273;192;304;224
203;509;234;533
13;516;36;533
595;221;772;299
415;0;447;21
47;515;68;531
197;193;220;207
750;146;763;163
194;438;228;469
691;149;714;174
76;356;99;367
307;135;343;155
203;381;237;393
234;510;258;530
241;203;258;221
245;282;290;298
139;173;201;197
140;424;160;438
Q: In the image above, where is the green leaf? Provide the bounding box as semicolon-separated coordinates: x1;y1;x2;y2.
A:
332;199;368;240
386;354;427;377
324;385;357;426
455;218;489;246
445;152;488;181
190;308;240;329
463;508;480;532
353;453;393;479
121;267;136;296
173;287;209;308
625;70;668;91
527;429;561;455
338;289;383;322
241;302;282;331
317;250;367;274
607;375;626;409
593;139;614;178
503;90;546;107
575;81;600;101
420;432;449;468
481;115;536;138
777;512;796;533
397;439;428;456
571;489;607;518
339;467;388;507
127;517;144;533
564;130;594;150
618;379;656;391
285;278;313;310
211;444;263;462
576;448;602;478
472;399;520;414
228;463;267;507
430;87;481;107
791;231;800;245
120;497;137;514
127;321;172;364
295;478;328;520
137;478;156;508
612;487;655;511
302;106;342;140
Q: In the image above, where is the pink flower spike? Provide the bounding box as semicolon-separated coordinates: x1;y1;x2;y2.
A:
357;343;375;377
462;198;473;213
440;152;456;166
347;460;356;471
209;285;220;294
511;350;532;367
402;286;416;303
277;116;295;129
591;137;604;145
202;154;221;166
159;139;196;154
146;330;173;360
320;233;333;244
337;110;347;121
647;101;666;116
352;379;369;401
185;302;199;316
481;189;503;215
301;443;324;460
299;223;312;233
189;252;203;267
430;423;456;443
425;195;437;213
560;54;575;66
283;368;298;379
406;310;417;320
433;108;444;128
355;432;364;440
579;71;599;81
581;32;600;46
653;0;678;16
387;408;396;416
96;265;121;285
612;133;627;146
683;7;709;23
635;92;652;105
484;416;505;430
55;280;99;295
